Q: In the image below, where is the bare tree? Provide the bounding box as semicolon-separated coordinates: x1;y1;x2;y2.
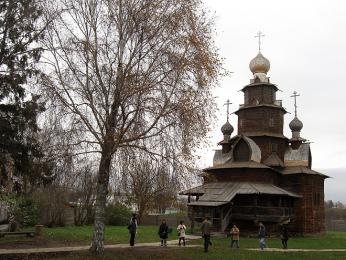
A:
115;146;184;219
41;0;222;254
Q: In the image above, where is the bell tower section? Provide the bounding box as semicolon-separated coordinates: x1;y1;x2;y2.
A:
235;51;288;162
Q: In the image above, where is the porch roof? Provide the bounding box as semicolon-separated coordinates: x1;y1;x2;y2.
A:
183;182;301;207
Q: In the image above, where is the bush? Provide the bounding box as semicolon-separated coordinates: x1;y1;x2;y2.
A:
16;196;39;226
105;203;132;226
0;194;39;227
32;186;68;227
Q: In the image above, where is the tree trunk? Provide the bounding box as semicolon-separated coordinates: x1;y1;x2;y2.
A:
89;146;113;255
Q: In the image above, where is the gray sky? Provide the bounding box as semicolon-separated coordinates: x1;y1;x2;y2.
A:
198;0;346;202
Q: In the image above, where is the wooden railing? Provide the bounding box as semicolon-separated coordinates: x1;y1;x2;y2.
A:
221;207;232;232
232;206;294;216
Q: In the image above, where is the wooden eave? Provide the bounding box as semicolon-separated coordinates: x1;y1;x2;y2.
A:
234;104;288;114
240;82;279;92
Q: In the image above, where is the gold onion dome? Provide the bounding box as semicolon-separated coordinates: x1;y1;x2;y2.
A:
249;52;270;74
289;116;303;132
221;121;234;136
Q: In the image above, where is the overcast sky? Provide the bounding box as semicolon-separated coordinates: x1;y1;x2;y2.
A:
198;0;346;202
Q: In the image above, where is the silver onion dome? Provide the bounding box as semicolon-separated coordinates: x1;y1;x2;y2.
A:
221;121;234;136
289;116;303;132
249;52;270;75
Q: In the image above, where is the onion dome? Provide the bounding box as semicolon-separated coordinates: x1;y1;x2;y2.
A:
221;121;234;136
289;116;303;132
249;52;270;74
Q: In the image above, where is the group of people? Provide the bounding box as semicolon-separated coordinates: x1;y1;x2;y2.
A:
127;214;187;247
201;217;290;252
158;219;187;247
128;214;290;251
230;222;290;251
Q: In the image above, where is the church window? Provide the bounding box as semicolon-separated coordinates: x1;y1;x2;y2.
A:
313;192;321;206
269;118;274;127
233;139;250;161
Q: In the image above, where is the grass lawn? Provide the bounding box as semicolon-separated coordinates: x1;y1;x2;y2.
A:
2;226;346;259
0;225;179;248
46;232;346;260
58;231;346;259
43;225;181;244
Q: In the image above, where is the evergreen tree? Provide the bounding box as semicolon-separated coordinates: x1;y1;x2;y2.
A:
0;0;45;185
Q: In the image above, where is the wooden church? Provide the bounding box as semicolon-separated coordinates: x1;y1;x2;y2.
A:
181;46;328;235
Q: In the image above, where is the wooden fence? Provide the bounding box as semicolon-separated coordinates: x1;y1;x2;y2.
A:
140;215;190;227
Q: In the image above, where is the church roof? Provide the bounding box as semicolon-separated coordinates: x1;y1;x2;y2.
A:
263;152;284;167
182;182;301;206
235;104;287;114
237;132;288;139
213;135;262;167
205;160;270;171
241;82;279;92
213;150;232;166
284;143;310;167
280;166;329;178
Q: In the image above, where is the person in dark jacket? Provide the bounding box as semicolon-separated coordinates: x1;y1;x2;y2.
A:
128;214;138;246
258;222;267;250
280;225;289;249
201;216;212;252
158;219;169;246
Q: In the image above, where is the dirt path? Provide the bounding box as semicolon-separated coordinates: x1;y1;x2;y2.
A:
0;235;201;255
247;248;346;252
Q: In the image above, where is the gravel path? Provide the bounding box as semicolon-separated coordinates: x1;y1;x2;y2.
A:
0;235;201;255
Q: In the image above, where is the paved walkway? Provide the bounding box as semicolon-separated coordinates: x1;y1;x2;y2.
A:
0;235;201;255
247;248;346;252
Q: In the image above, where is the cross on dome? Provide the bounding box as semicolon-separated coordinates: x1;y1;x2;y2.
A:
290;91;300;117
224;99;232;122
254;31;265;51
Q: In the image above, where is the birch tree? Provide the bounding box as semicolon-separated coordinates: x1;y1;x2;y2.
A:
41;0;222;254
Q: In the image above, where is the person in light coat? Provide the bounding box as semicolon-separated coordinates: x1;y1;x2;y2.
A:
177;220;187;246
230;224;240;248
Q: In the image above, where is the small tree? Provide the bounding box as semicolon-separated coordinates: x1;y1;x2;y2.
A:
42;0;222;254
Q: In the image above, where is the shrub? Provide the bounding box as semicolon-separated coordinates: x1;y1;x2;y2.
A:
0;194;39;227
16;196;39;226
105;203;132;226
32;186;67;227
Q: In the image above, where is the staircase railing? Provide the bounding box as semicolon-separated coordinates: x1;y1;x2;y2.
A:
221;206;232;232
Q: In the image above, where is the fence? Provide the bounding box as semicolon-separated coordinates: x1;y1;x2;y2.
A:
140;215;191;227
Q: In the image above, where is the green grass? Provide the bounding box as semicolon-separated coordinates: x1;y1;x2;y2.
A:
171;235;346;260
3;227;346;259
43;225;182;244
51;232;346;259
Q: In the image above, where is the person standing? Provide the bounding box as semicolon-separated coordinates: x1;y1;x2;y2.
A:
230;224;240;248
201;216;212;253
280;225;289;249
128;214;138;246
177;220;186;246
158;219;169;246
258;222;267;250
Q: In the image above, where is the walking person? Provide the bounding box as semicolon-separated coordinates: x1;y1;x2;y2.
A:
177;220;187;246
280;225;289;249
158;219;169;246
258;222;267;250
201;216;212;253
230;224;240;248
128;214;138;246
